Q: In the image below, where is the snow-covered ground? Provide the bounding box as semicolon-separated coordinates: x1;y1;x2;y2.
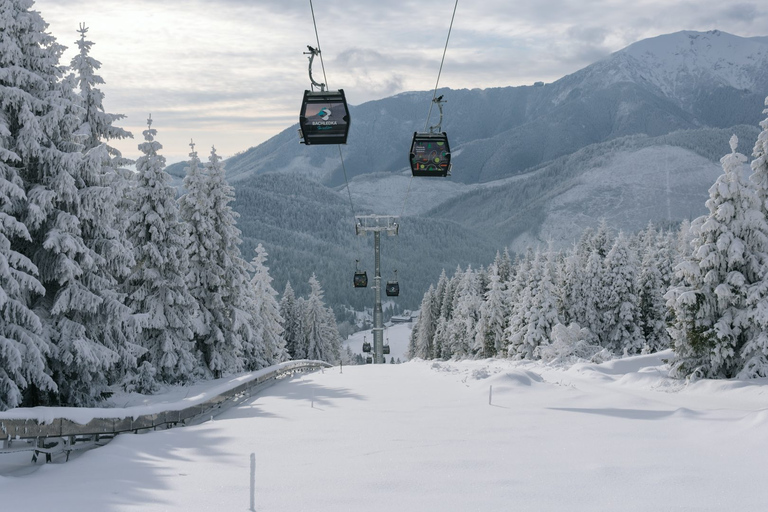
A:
3;347;768;511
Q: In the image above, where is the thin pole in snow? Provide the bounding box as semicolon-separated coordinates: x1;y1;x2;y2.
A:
249;453;256;511
311;387;314;409
489;385;493;405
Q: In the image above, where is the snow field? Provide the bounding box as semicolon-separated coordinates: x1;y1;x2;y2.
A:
2;352;768;511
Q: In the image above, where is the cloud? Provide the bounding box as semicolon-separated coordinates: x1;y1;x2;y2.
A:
32;0;768;163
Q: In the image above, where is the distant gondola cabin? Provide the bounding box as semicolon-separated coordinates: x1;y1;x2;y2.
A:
409;132;451;177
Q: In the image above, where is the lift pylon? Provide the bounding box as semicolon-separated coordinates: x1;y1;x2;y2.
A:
355;215;399;364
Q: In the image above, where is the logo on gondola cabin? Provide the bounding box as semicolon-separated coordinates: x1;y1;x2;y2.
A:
317;107;331;121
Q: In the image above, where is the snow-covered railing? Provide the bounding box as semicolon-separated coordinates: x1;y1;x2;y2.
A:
0;360;331;442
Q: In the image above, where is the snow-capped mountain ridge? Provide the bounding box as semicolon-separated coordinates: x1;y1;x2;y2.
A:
561;30;768;109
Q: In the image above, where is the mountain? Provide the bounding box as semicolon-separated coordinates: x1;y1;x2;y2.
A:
176;30;768;188
165;30;768;312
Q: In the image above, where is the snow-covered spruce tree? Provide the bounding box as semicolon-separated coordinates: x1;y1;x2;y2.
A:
474;265;507;358
70;24;141;384
741;97;768;377
197;146;257;375
126;117;198;388
302;274;340;363
666;135;768;379
292;296;308;359
1;1;131;406
506;249;561;360
410;285;436;359
279;281;301;359
0;0;62;409
601;232;644;355
447;266;481;358
248;244;288;366
637;227;670;353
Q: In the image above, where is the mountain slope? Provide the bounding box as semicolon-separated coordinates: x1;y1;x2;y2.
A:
427;124;761;250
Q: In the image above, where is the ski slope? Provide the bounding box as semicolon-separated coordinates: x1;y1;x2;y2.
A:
343;322;412;362
2;351;768;511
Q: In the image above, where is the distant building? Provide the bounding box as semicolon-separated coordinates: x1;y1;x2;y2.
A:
391;310;419;323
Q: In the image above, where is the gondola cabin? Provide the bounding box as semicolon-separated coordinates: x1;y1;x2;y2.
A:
383;344;391;355
354;270;368;288
299;90;350;145
365;356;373;364
386;280;400;297
410;132;451;177
362;341;371;353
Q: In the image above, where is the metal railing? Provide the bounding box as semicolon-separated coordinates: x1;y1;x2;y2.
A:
0;360;332;462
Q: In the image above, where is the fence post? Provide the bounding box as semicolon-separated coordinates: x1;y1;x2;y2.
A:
250;452;256;511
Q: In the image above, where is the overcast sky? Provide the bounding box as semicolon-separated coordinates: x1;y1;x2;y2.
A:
34;0;767;165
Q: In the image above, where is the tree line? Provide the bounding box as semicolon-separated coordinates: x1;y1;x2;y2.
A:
410;97;768;380
0;3;342;410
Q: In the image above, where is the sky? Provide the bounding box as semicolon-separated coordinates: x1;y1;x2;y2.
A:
33;0;768;165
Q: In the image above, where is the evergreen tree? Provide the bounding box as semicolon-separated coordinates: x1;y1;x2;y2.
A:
741;97;768;377
411;285;436;359
0;0;58;408
447;267;481;358
303;274;339;363
280;281;300;359
126;117;198;387
195;146;255;376
70;24;140;384
1;1;128;406
667;135;767;379
637;229;670;353
506;249;560;359
601;232;644;355
474;265;507;358
249;244;288;366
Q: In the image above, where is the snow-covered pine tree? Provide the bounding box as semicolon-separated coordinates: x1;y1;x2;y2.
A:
447;266;481;358
506;249;561;360
474;265;507;358
303;274;339;363
666;135;767;379
70;24;140;385
248;244;288;366
601;232;644;355
178;140;219;366
0;0;60;409
191;146;256;376
280;281;301;359
126;117;198;388
636;225;670;353
1;1;130;406
292;296;309;359
410;285;436;359
741;97;768;377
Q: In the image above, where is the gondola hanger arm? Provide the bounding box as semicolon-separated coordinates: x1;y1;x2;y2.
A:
304;45;326;92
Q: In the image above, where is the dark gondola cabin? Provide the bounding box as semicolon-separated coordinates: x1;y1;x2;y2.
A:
410;132;451;177
386;280;400;297
299;90;350;145
362;341;371;353
365;356;373;364
354;270;368;288
383;344;391;355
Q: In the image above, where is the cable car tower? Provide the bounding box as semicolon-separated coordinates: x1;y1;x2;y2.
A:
355;215;399;364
